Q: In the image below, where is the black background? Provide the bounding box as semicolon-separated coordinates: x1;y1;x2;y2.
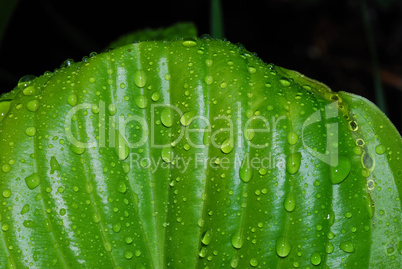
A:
1;0;401;131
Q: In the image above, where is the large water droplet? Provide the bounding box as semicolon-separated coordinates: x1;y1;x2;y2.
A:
230;255;239;268
161;107;173;128
25;173;40;190
287;131;298;145
340;241;355;253
162;146;173;163
239;157;253;183
133;70;147;88
134;95;148;109
249;258;258;267
180;111;196;126
182;40;197;47
286;152;301;174
244;127;255;141
20;204;30;215
330;156;351;184
67;94;78;107
0;101;11;123
25;127;36;137
283;192;296;212
325;242;334;254
27;100;40;112
231;229;244;249
18;75;36;88
221;137;234;154
117;180;127;194
201;230;212;245
70;143;85;155
276;237;291;257
310;252;321;266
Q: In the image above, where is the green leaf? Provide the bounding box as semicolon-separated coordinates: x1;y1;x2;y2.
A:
0;37;401;268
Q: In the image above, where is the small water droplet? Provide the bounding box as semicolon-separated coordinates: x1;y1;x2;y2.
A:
325;242;334;254
133;70;147;88
108;104;117;116
18;75;36;88
244;127;255;141
115;130;129;160
279;79;291;87
112;222;122;233
364;193;375;219
161;107;173;128
70;143;85;155
25;127;36;137
375;144;386;155
276;236;291;257
221;137;234;154
199;247;207;258
203;127;211;146
162;146;173;163
283;192;296;212
151;92;160;102
125;251;133;260
205;75;214;85
205;59;213;67
249;258;258;267
20;204;30;215
180;111;196;126
2;189;11;198
340;241;355;253
92;213;101;223
25;173;40;190
26;100;40;112
286;152;302;174
182;40;197;47
310;252;321;266
330;156;351;184
134;95;148;109
230;255;239;268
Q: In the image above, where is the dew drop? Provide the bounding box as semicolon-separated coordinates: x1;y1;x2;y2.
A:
2;189;11;198
180;110;196;126
205;75;214;85
248;66;257;74
25;173;40;190
203;127;211;146
108;104;117;116
221;137;234;154
276;236;291;257
92;213;101;223
115;130;129;160
0;101;11;123
112;222;122;233
279;79;291;87
231;229;244;249
239;157;253;183
161;107;173;128
244;127;255;141
50;156;61;174
375;144;386;155
364;193;375;219
18;75;36;88
25;127;36;137
70;143;85;155
287;131;298;145
134;95;148;109
20;204;30;215
329;156;351;184
286;152;302;174
199;247;207;258
182;40;197;47
133;70;147;88
325;242;334;254
125;251;133;260
162;146;173;163
249;258;258;267
310;252;321;266
151;92;160;102
230;256;239;268
205;59;213;67
201;230;212;245
117;180;127;194
283;192;296;212
26;100;40;112
67;94;78;107
340;241;355;253
1;223;9;232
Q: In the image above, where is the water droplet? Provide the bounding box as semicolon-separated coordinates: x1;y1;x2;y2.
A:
27;100;40;112
2;223;9;232
283;192;296;212
325;242;334;253
50;156;61;174
279;79;291;87
231;229;244;249
287;131;298;145
276;236;291;257
180;110;196;126
2;164;11;173
70;143;85;155
244;127;255;141
134;95;148;109
151;92;160;102
329;156;351;184
18;75;36;88
340;241;355;253
249;258;258;267
239;157;253;183
310;252;321;265
25;173;40;190
92;213;101;223
117;180;127;194
108;104;117;115
205;59;213;67
182;40;197;47
199;247;207;258
286;152;302;174
115;130;129;160
364;194;375;219
0;101;11;123
125;251;133;260
201;230;212;245
230;255;239;268
133;70;147;88
23;87;35;96
162;146;173;163
2;189;11;198
20;204;30;215
25;127;36;137
375;144;386;155
248;66;257;74
203;127;211;146
205;75;214;85
67;94;78;107
112;222;121;233
221;137;234;154
161;107;173;127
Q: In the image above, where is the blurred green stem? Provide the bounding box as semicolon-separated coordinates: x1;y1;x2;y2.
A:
360;0;387;115
210;0;224;38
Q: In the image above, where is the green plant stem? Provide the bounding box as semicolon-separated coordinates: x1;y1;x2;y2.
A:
210;0;224;38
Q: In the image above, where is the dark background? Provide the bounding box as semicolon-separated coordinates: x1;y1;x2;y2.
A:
1;0;401;131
